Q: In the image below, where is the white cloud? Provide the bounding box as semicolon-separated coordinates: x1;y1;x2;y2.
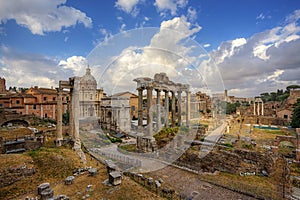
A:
206;9;300;97
115;0;140;16
0;0;92;35
0;46;66;88
154;0;188;16
58;56;87;76
187;6;197;21
120;23;126;33
94;28;113;46
88;16;203;95
256;13;265;20
203;43;211;48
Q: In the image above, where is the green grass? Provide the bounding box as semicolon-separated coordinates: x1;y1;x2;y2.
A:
119;144;137;152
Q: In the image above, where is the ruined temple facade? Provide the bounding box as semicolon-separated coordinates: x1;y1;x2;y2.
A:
134;73;190;152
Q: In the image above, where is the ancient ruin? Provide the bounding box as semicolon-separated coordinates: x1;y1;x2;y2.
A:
253;97;264;116
56;77;86;163
134;73;190;152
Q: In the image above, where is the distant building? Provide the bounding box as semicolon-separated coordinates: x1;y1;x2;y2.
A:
287;89;300;105
277;108;293;121
79;67;104;119
0;77;6;94
0;86;69;119
99;96;131;133
111;91;138;120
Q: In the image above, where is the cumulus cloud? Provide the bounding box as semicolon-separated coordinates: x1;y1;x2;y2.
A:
154;0;188;16
0;0;92;35
88;16;206;95
0;45;90;88
0;46;64;88
115;0;140;16
206;9;300;97
58;56;87;76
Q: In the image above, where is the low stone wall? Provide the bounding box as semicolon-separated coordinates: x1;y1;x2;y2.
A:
0;164;35;188
176;147;274;175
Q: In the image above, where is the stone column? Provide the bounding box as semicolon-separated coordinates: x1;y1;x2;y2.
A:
177;91;182;126
257;102;260;116
72;77;81;148
56;88;63;146
261;102;264;116
138;88;143;131
156;89;161;131
171;91;176;127
40;105;43;118
253;102;256;115
186;91;190;127
147;86;153;136
69;89;74;139
164;90;169;127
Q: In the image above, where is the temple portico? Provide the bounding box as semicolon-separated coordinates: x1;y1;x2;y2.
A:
134;73;190;152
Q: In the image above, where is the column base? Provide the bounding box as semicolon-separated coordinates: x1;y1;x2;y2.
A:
54;138;64;147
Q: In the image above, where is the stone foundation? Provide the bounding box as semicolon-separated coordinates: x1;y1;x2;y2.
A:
136;136;157;152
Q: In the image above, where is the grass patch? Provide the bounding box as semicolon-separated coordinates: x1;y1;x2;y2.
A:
201;172;279;199
119;144;137;152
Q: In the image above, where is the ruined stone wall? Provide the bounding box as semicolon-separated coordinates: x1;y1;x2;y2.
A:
176;147;275;175
242;116;288;126
0;163;35;188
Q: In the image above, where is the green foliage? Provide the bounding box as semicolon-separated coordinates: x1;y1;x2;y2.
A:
259;85;300;102
119;144;136;152
225;101;241;114
62;110;70;125
291;99;300;128
222;143;234;148
242;143;253;149
106;135;122;143
287;85;300;91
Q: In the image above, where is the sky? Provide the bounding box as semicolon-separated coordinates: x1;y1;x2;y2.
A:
0;0;300;97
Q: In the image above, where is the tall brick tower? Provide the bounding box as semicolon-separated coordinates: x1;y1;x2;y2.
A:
0;77;6;93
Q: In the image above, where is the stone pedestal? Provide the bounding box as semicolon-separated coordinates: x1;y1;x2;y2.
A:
136;135;157;152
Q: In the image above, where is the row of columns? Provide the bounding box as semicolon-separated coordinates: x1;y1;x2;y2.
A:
253;101;264;116
137;87;190;136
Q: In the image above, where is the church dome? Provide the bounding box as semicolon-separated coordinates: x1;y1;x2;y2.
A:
80;67;97;90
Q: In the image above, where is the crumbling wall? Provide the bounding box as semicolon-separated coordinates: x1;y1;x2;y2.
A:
176;147;275;175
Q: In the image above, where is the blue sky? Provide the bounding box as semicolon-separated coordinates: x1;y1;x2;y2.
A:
0;0;300;97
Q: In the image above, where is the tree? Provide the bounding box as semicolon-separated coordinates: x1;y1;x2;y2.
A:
291;99;300;128
286;85;300;92
62;110;70;125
